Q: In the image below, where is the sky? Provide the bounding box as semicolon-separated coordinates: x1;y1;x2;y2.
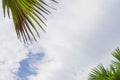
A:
0;0;120;80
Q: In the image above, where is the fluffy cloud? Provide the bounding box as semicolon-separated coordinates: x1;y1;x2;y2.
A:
28;0;120;80
0;1;28;80
0;0;120;80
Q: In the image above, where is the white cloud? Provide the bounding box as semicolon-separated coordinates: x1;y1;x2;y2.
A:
0;1;28;80
28;0;120;80
0;20;28;80
0;0;120;80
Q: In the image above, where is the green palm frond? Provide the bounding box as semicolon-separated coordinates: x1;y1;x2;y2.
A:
88;48;120;80
112;48;120;61
111;48;120;80
111;61;120;80
2;0;57;44
88;64;112;80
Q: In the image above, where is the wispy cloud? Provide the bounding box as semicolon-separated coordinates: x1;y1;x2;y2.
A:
0;1;28;80
0;0;120;80
28;0;120;80
0;19;28;80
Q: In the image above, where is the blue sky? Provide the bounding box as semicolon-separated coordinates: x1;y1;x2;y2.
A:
0;0;120;80
16;52;44;80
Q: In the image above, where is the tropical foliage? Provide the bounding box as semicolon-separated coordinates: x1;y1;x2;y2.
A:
2;0;57;44
88;48;120;80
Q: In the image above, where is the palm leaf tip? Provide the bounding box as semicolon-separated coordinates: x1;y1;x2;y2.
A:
88;48;120;80
112;48;120;61
51;0;58;3
2;0;57;44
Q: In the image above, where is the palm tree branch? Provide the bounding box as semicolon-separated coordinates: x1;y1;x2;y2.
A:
2;0;57;44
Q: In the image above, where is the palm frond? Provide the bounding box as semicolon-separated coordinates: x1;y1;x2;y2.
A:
88;48;120;80
111;61;120;80
88;64;112;80
2;0;57;44
112;48;120;61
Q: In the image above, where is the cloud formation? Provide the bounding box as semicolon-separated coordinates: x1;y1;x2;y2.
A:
0;1;28;80
0;0;120;80
28;0;120;80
